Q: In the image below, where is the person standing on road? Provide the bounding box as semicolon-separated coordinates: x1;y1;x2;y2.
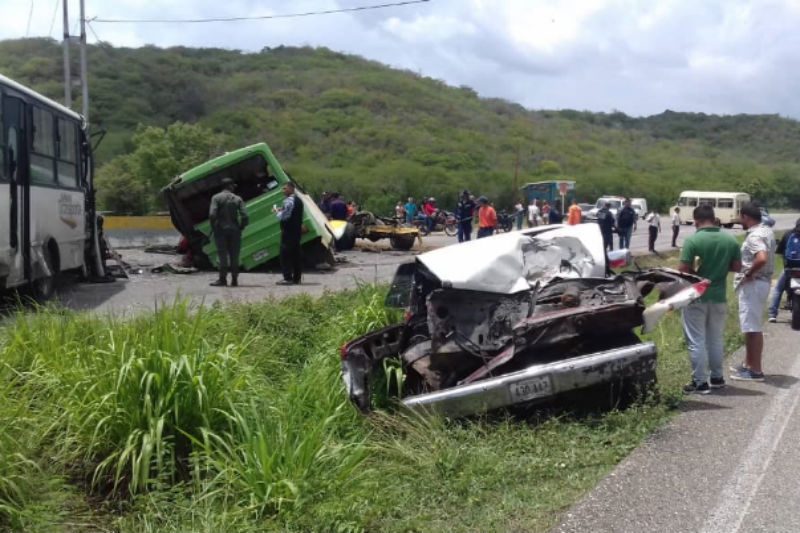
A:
549;203;563;224
395;201;406;222
329;193;348;221
422;197;437;233
275;182;305;285
404;197;417;225
616;199;636;249
567;199;583;225
455;190;476;242
542;201;551;225
528;200;540;227
768;218;800;322
597;202;616;251
209;177;249;287
514;200;525;230
671;207;681;247
477;196;497;238
678;204;741;394
730;202;776;381
647;211;661;253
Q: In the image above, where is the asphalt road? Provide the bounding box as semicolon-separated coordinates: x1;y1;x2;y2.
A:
553;313;800;533
56;213;798;314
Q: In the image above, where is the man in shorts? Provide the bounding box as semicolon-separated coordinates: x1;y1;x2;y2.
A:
730;202;776;381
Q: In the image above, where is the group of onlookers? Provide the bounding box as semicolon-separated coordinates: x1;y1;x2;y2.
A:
319;192;357;221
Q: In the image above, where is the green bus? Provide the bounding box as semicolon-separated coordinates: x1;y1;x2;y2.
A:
163;143;334;270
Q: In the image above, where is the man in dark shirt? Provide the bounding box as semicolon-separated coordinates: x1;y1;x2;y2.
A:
276;182;305;285
209;177;248;287
597;203;615;251
616;199;637;249
455;190;476;243
328;193;348;221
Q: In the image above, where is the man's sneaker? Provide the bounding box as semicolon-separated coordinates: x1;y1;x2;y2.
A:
768;316;777;323
729;362;747;373
710;377;726;389
683;381;711;394
730;368;765;382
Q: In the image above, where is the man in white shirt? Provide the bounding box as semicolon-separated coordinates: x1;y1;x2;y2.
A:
528;200;540;227
671;207;681;247
647;211;661;253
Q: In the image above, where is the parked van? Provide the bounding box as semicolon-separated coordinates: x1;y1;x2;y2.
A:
672;191;751;227
587;196;626;221
631;198;648;218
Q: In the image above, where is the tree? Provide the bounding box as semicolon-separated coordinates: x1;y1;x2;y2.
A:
95;122;227;214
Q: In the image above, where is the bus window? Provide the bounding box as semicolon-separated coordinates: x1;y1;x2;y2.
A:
717;198;734;209
31;106;56;185
57;119;78;189
699;198;716;207
685;197;698;207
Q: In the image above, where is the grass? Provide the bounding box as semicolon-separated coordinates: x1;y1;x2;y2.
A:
0;256;747;533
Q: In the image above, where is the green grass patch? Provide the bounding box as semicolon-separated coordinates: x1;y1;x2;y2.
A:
0;269;745;532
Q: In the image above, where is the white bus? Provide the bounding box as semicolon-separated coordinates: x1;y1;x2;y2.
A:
673;191;751;228
1;75;103;299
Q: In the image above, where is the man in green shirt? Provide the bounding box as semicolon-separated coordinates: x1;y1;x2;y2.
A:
678;204;742;394
209;177;249;287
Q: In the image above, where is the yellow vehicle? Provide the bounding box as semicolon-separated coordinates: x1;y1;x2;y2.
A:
673;191;751;228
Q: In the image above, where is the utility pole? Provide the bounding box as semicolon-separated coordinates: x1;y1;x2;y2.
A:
62;0;71;107
79;0;89;122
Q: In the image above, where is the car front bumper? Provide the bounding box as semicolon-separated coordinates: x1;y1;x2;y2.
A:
399;342;657;416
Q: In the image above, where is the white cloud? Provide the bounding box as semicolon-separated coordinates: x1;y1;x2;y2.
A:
2;0;800;117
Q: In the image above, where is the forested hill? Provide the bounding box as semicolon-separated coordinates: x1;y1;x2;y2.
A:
1;37;799;214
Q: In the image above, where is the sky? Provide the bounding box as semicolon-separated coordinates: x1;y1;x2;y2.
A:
2;0;800;117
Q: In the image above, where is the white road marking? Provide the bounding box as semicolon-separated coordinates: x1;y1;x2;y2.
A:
700;354;800;533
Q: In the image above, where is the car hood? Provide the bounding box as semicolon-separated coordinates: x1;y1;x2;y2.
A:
416;224;607;294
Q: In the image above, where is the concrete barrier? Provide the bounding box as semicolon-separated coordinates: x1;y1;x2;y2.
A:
103;216;180;249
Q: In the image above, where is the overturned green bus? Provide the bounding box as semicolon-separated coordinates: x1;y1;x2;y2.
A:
163;143;334;270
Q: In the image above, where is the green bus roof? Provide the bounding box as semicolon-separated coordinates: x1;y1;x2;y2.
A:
174;142;288;186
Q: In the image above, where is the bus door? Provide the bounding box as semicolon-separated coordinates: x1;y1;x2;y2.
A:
3;95;30;283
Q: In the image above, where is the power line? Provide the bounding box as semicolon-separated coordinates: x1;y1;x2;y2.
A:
90;0;430;24
26;0;35;36
48;0;59;37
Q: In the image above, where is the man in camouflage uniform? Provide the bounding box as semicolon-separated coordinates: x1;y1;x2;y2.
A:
209;177;248;287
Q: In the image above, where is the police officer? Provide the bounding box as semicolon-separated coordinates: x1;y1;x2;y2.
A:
209;177;248;287
276;181;305;285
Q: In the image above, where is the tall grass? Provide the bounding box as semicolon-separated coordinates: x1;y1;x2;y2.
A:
0;278;745;533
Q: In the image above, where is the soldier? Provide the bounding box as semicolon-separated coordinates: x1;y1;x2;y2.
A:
276;181;305;285
209;177;248;287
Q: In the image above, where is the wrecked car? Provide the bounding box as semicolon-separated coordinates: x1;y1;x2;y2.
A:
341;224;707;417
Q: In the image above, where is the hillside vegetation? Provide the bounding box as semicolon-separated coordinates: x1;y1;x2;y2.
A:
1;38;799;214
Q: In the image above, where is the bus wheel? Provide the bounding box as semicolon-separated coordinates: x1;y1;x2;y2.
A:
33;244;58;302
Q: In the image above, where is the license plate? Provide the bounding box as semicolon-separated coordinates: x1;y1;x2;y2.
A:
509;375;553;403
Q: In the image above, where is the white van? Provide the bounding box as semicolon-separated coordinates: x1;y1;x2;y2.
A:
587;196;626;221
672;191;751;227
631;198;648;218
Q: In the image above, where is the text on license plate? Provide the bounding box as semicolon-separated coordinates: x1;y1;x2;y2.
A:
509;375;553;403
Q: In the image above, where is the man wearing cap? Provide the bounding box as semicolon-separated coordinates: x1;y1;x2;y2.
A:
477;196;497;239
276;181;305;285
455;190;476;242
209;177;248;287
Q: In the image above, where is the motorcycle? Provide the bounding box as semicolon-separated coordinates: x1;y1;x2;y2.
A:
787;268;800;330
413;210;458;236
496;210;514;233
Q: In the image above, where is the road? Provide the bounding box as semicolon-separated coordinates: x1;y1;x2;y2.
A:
56;213;798;314
553;313;800;533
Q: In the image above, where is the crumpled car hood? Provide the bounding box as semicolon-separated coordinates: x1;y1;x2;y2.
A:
417;224;607;294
